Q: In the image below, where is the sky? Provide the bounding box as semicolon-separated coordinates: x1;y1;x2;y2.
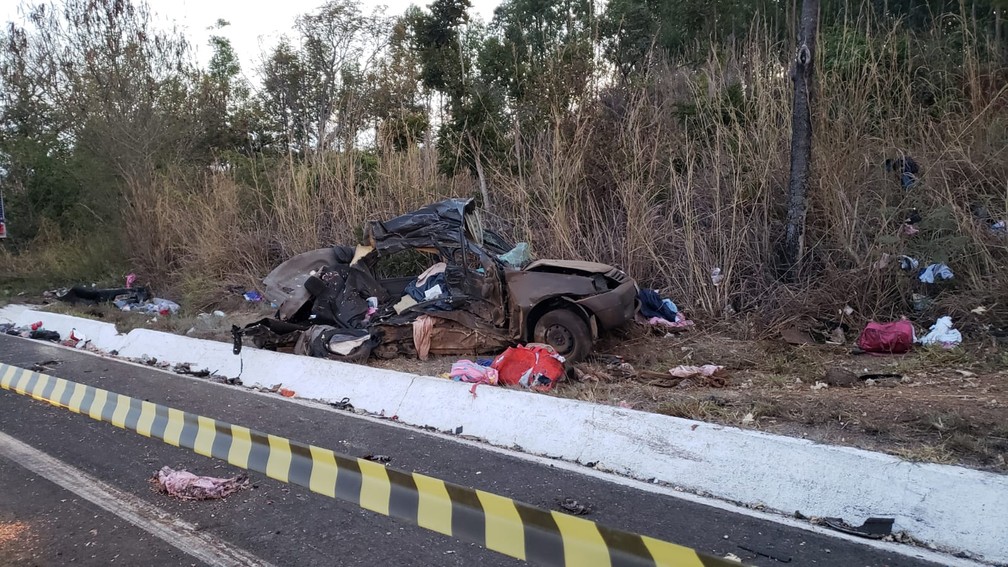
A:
3;0;502;81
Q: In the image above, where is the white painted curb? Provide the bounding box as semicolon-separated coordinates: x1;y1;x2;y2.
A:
5;307;1007;564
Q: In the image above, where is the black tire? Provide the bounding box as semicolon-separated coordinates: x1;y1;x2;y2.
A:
533;309;592;362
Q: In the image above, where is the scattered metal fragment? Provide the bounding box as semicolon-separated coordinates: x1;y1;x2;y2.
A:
329;397;354;411
556;497;593;516
172;362;212;378
31;359;61;372
857;373;902;381
737;544;792;563
822;517;894;539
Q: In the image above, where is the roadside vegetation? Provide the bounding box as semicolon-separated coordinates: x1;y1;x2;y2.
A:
2;0;1005;324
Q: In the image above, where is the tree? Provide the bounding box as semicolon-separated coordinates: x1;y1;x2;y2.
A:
296;0;387;151
256;0;388;153
600;0;784;76
369;12;429;152
0;0;196;244
409;0;507;177
258;39;311;152
480;0;596;130
783;0;819;276
196;20;251;156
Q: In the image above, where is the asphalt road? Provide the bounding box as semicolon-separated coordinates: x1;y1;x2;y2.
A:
0;333;948;567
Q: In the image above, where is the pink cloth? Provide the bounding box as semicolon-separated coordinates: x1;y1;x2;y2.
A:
413;315;434;360
669;364;724;378
154;466;246;501
449;360;499;385
648;315;695;329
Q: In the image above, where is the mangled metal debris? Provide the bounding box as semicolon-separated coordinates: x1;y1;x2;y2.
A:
236;199;638;363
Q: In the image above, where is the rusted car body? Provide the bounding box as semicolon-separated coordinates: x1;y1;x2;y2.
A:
247;199;637;362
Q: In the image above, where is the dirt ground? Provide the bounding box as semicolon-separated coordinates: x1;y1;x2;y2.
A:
9;299;1008;473
372;326;1008;473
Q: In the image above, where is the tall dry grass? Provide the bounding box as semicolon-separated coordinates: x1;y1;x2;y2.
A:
125;15;1006;330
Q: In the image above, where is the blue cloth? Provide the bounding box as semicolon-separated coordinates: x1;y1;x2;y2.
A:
638;289;677;321
405;272;447;302
919;263;953;284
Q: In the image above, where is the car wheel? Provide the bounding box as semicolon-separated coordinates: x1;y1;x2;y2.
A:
533;309;592;362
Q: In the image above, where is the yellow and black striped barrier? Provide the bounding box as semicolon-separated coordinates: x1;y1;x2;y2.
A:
0;362;742;567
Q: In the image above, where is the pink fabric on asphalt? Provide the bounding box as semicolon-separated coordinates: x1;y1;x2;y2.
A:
154;466;246;501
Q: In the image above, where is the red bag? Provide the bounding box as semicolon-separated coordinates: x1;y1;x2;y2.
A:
856;320;914;354
491;344;565;392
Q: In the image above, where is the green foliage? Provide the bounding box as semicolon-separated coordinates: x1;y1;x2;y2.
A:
1;0;1006;320
255;0;388;153
600;0;781;75
370;15;428;152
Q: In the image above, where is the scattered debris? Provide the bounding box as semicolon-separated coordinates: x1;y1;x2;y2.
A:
855;320;914;354
491;344;565;392
60;329;88;349
871;253;892;270
638;289;693;330
555;497;592;516
56;285;181;315
243;291;263;302
737;544;792;563
329;397;354;411
827;326;846;345
614;362;636;376
449;359;499;385
29;329;60;342
884;155;919;189
858;373;902;382
30;359;61;372
363;454;391;464
669;365;724;379
151;466;247;501
823;517;894;539
638;367;726;389
278;388;296;397
918;316;962;348
919;263;953;284
710;267;723;286
171;363;211;378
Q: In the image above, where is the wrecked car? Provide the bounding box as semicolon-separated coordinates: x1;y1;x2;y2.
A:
237;198;637;362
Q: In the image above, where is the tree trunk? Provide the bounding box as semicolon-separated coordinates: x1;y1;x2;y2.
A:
468;133;490;211
783;0;819;278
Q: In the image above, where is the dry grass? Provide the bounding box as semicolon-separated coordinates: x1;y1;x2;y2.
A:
5;15;1003;328
116;17;1006;326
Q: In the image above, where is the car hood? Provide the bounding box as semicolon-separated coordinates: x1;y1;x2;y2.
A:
524;259;629;281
